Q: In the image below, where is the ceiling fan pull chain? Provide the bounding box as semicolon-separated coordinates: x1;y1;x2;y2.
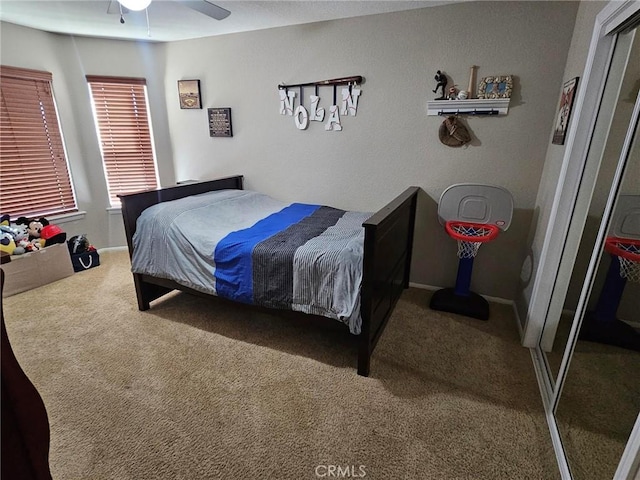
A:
146;7;151;37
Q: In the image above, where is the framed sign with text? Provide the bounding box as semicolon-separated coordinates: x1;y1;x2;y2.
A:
208;107;233;137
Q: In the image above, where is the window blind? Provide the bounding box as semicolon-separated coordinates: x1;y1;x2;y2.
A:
86;75;158;206
0;66;77;217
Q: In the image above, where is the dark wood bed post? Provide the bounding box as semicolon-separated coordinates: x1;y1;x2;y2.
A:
358;187;419;376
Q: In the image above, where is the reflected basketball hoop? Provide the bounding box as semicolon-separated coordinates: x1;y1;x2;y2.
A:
579;194;640;352
604;236;640;283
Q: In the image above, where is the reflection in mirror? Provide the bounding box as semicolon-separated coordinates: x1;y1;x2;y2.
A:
539;28;639;387
555;93;639;479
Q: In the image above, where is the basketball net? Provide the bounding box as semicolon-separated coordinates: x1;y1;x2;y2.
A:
606;238;640;283
445;222;499;259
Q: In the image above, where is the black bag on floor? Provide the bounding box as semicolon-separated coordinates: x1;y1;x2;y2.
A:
70;250;100;272
67;235;100;272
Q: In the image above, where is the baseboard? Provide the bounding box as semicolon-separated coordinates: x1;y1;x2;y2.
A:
97;246;128;254
409;282;514;304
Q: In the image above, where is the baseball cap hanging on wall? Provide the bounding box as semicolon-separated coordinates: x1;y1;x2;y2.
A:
439;115;472;147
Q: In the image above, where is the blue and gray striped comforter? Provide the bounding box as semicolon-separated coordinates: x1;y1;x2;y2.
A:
131;189;371;334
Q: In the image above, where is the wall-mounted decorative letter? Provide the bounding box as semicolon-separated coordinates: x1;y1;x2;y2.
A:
279;90;296;115
309;95;325;122
325;105;342;131
340;87;361;116
294;105;309;130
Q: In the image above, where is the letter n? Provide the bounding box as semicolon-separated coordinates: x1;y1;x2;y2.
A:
279;90;296;116
340;88;361;116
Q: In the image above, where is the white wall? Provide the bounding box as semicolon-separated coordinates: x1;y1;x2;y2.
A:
0;1;580;300
516;1;607;325
162;1;578;299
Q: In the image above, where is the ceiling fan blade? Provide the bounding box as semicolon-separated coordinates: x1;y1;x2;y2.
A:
182;1;231;21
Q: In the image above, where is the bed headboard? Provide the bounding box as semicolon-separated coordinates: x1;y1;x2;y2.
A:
118;175;244;257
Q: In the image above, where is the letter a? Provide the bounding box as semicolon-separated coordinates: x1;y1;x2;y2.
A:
279;90;296;116
325;105;342;131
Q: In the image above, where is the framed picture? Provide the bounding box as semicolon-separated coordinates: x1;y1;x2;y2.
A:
208;107;233;137
477;75;513;99
552;77;579;145
177;79;202;109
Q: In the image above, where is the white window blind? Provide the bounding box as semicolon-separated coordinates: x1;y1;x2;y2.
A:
87;75;158;207
0;66;77;217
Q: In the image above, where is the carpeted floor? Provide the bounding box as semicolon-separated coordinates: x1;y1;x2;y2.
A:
2;249;558;480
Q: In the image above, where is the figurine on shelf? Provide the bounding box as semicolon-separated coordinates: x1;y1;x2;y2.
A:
448;85;458;100
433;70;447;100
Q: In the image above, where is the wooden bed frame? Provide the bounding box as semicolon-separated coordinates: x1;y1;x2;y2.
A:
119;175;418;376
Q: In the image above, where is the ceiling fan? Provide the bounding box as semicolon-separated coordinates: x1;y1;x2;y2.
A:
111;0;231;21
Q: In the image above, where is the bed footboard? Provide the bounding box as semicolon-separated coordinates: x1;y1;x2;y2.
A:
358;187;419;376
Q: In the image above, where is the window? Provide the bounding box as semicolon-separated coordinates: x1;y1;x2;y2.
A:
86;76;158;207
0;66;77;217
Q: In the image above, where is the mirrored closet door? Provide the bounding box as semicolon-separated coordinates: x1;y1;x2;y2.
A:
555;113;639;479
532;2;640;478
539;25;639;389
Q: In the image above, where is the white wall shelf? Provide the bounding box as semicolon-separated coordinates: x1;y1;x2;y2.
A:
427;98;510;116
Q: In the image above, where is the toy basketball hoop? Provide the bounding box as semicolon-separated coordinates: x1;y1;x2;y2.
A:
430;184;513;321
605;236;640;283
445;221;500;259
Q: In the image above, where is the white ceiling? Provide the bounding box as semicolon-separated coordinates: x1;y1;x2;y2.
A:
0;0;458;43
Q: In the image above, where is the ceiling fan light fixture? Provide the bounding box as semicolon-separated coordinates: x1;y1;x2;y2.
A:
119;0;152;12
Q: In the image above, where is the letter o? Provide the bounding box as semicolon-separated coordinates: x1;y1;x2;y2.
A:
294;105;309;130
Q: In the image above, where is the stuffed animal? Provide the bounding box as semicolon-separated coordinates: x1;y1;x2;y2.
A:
16;216;50;240
41;224;66;246
9;221;29;254
0;227;16;255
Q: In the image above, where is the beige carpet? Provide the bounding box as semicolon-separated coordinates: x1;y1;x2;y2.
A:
2;249;558;480
537;313;640;479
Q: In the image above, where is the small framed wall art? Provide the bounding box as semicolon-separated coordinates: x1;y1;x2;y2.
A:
477;75;513;99
208;107;233;137
177;79;202;109
552;77;579;145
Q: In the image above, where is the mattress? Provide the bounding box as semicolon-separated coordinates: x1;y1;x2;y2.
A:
131;189;371;334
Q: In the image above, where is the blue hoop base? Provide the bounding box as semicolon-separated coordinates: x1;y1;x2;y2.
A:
429;288;489;321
